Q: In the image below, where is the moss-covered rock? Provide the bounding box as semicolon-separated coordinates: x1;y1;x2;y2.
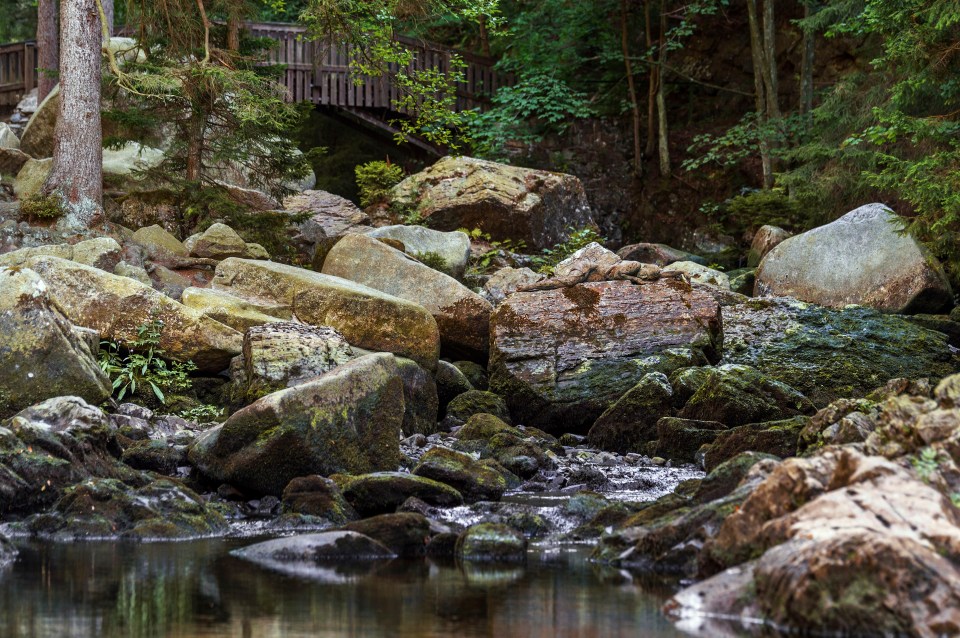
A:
189;353;404;495
456;522;527;562
341;512;432;557
281;475;358;525
121;434;193;475
693;451;780;504
653;417;728;463
231;531;396;573
452;414;557;478
23;477;228;540
453;361;488;391
445;390;511;425
412;446;507;503
797;397;878;455
587;372;675;453
721;297;958;406
678;364;814;427
338;471;463;516
395;357;439;436
702;416;809;472
726;268;756;296
435;360;474;415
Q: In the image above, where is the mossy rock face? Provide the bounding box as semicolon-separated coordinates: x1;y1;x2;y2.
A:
702;416;809;473
653;417;728;463
445;390;511;425
721;297;959;407
693;451;780;505
341;512;431;557
452;413;557;479
797;397;878;456
587;372;675;453
394;357;439;436
23;477;228;540
339;471;463;517
456;522;527;563
726;268;757;296
189;353;405;495
281;475;358;525
412;446;507;503
435;360;474;415
121;436;192;475
678;364;815;427
453;361;489;391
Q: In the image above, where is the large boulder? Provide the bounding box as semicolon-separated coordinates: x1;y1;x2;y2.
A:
0;123;19;150
231;532;396;575
670;449;960;636
13;158;52;199
365;225;471;280
0;238;122;272
322;234;492;358
747;225;791;267
721;297;958;406
284;190;371;245
180;286;289;332
0;267;111;415
23;256;242;372
387;156;593;250
189;353;404;495
19;85;58;158
189;223;251;260
0;148;30;178
212;258;440;370
489;279;722;433
242;322;354;389
617;242;705;267
755;204;952;313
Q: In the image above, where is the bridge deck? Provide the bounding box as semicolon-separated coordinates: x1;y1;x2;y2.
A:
0;23;506;116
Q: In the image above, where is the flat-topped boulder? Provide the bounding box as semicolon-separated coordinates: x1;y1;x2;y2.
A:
365;225;471;279
322;233;492;358
23;256;242;372
755;204;952;313
386;155;593;250
180;286;290;332
490;278;722;432
213;257;441;370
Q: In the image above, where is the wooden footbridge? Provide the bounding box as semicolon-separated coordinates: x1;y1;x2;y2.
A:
0;23;507;152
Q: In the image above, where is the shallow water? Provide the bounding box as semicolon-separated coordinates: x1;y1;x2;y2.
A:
0;539;691;638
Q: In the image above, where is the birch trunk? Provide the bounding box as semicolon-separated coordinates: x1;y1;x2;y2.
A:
37;0;58;103
42;0;103;229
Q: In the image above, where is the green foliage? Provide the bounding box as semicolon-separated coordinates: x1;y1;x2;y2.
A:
530;226;605;274
98;318;196;405
413;250;449;271
724;190;805;232
459;227;526;275
178;404;224;422
911;447;943;483
20;195;65;223
355;160;405;208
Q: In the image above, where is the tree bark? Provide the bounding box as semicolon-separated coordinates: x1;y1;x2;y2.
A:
621;0;642;176
226;2;242;53
762;0;780;119
747;0;773;188
800;1;815;116
101;0;114;37
656;1;669;176
644;0;656;157
42;0;103;229
36;0;58;103
478;16;491;57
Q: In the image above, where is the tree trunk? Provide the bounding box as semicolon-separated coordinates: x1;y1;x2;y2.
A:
226;4;241;52
762;0;780;119
36;0;58;103
800;1;815;116
185;111;206;182
645;0;656;157
478;16;491;57
621;0;642;176
101;0;114;37
656;2;669;176
42;0;103;229
747;0;773;188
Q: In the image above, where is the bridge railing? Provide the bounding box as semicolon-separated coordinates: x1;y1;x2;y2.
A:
0;41;36;107
249;22;506;111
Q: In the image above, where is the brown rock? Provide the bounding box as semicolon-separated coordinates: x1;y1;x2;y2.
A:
747;225;791;267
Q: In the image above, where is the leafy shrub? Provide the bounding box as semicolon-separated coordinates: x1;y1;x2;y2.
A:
725;190;806;232
459;227;528;276
355;160;405;208
530;226;605;274
20;195;65;223
98;318;196;404
413;251;449;272
179;404;224;422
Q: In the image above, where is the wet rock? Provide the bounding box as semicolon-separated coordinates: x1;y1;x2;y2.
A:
242;322;353;389
281;475;358;525
456;522;527;562
0;267;111;415
747;225;791;267
23;477;228;540
413;447;507;503
435;361;474;414
232;531;396;572
366;225;471;280
692;451;779;504
395;357;439;436
702;416;809;472
721;297;957;406
587;373;675;453
180;286;290;332
756;204;952;313
905;313;960;348
452;361;488;391
725;268;756;296
322;233;492;358
0;535;15;569
662;262;730;290
483;267;545;306
616;242;706;267
338;472;463;516
490;279;722;433
0;397;144;514
212;258;440;370
653;418;728;463
121;433;194;475
387;155;593;250
190;353;404;495
341;512;432;557
23;256;242;373
444;390;511;426
678;364;814;427
453;414;557;479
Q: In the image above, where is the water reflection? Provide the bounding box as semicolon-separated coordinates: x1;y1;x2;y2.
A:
0;540;691;638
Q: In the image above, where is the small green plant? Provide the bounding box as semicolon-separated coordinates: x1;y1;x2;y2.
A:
912;447;942;483
459;227;528;275
413;251;449;273
355;160;405;208
530;226;606;274
725;189;806;232
20;194;65;223
98;318;196;404
179;404;224;422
